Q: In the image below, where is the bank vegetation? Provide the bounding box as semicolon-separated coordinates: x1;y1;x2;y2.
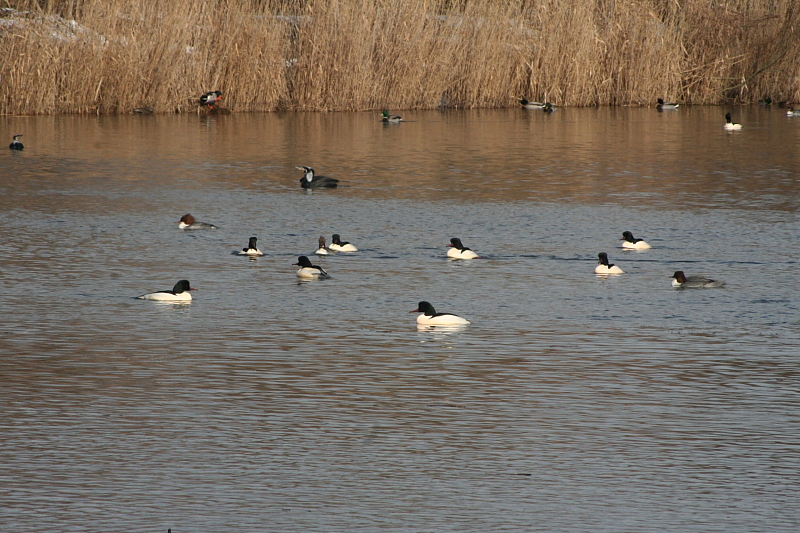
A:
1;0;799;114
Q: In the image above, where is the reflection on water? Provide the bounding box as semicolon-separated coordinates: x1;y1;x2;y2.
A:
1;108;799;532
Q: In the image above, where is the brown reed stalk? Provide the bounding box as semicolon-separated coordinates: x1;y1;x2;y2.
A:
0;0;798;114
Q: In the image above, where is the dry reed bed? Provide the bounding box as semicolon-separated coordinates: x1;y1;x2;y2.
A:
1;0;799;114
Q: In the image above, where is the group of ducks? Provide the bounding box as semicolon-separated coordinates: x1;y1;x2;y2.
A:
138;215;726;327
9;93;797;154
595;231;726;288
138;211;477;326
520;96;800;130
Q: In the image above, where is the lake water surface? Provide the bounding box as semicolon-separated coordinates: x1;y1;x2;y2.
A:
1;107;799;532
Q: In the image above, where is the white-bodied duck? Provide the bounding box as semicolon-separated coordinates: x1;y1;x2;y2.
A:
447;238;479;259
620;231;652;250
315;236;331;255
294;255;330;279
238;237;263;256
330;234;358;252
595;252;624;274
411;301;471;326
724;113;742;130
136;280;196;301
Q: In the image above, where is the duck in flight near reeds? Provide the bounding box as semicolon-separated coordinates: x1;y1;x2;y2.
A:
381;111;402;123
9;134;23;150
297;166;339;189
656;98;679;111
724;113;742;130
199;91;222;109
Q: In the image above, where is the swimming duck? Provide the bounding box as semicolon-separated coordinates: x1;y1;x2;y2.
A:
178;214;218;230
620;231;652;250
9;134;23;150
519;97;546;110
315;236;330;255
724;113;742;130
330;234;358;252
447;238;479;259
410;301;471;326
294;255;330;279
199;91;222;109
656;98;679;111
238;237;263;256
542;102;555;113
758;97;772;106
136;280;196;301
671;271;726;288
786;105;800;117
595;252;624;274
380;111;403;123
296;166;339;189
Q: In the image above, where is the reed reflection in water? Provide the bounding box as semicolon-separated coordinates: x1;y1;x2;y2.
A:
1;107;798;533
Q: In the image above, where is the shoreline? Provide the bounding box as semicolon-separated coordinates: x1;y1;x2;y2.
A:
2;0;799;115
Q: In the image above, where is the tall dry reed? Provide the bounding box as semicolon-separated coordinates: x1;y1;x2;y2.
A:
1;0;799;114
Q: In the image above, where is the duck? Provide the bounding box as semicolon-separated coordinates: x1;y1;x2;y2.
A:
178;213;218;230
410;301;471;326
136;280;196;301
542;102;555;113
294;255;330;279
520;97;548;110
238;237;263;256
130;106;154;114
656;98;679;111
620;230;652;250
296;166;339;189
447;238;479;259
330;234;358;252
199;91;222;109
315;236;330;255
786;105;800;117
380;110;403;123
9;134;23;150
595;252;624;274
758;97;772;106
671;271;726;288
724;113;742;130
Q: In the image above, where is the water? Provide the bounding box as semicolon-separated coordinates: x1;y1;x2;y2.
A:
1;107;799;532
